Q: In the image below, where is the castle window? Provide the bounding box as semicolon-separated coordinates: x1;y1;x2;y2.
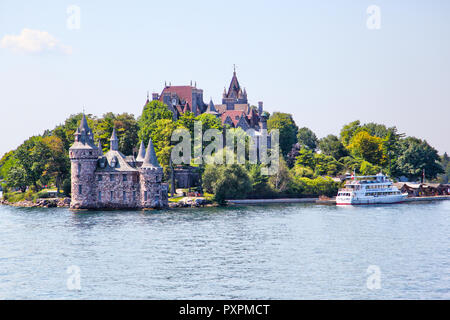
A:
78;163;81;177
98;191;102;201
110;191;114;200
110;174;115;182
78;185;82;194
123;191;126;202
123;174;127;182
133;191;136;201
144;191;148;201
89;151;92;155
98;175;102;181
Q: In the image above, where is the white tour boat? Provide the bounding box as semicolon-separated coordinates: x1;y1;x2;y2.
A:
336;173;407;205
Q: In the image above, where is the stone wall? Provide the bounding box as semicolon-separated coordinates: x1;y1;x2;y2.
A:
70;154;98;209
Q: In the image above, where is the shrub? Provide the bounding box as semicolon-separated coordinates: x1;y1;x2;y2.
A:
36;190;51;199
62;178;71;196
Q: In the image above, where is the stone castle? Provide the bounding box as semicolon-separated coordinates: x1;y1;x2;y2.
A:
69;114;168;209
150;68;268;132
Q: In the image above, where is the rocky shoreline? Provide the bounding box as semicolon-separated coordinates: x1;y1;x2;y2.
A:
0;197;71;208
0;197;215;209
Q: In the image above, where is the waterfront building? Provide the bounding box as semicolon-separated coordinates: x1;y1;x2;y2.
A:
69;115;168;209
150;69;268;132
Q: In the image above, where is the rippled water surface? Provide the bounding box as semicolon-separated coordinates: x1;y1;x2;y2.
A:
0;201;449;299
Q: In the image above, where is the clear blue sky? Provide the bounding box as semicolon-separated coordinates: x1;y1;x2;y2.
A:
1;0;449;156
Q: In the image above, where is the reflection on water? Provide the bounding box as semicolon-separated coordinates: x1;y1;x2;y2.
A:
0;201;449;299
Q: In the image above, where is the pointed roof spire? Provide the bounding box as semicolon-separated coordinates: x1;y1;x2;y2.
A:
206;98;218;114
79;113;89;132
110;128;119;151
142;137;160;168
227;66;241;98
136;141;146;162
97;140;103;155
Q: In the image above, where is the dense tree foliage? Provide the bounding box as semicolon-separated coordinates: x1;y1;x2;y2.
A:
347;131;386;167
439;153;450;183
95;112;139;155
319;135;348;160
148;119;178;169
138;100;173;144
297;127;318;151
267;112;298;157
391;137;444;180
202;164;252;204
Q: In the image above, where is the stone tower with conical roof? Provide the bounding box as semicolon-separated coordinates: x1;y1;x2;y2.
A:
69;115;168;209
138;138;167;208
69;114;100;209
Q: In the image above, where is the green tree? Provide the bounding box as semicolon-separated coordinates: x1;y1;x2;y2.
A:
313;153;343;177
297;127;318;151
5;165;28;192
295;148;315;169
267;112;298;157
391;137;444;180
359;161;381;175
195;113;223;131
14;136;51;190
319;135;348;160
202;164;252;205
340;120;361;146
41;136;70;193
176;111;196;134
148;119;178;169
268;157;293;193
0;151;16;179
94;112;139;155
138;100;173;143
347;131;386;166
247;164;270;196
439;152;450;183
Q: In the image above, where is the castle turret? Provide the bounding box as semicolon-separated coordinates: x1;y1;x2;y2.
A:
97;140;103;156
69;114;99;209
139;138;167;208
135;141;146;163
110;128;119;151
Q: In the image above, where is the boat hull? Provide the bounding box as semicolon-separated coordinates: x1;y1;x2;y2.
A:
336;195;407;206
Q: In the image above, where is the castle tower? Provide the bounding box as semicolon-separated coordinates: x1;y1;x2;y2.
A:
222;68;248;109
138;138;167;208
69;114;99;209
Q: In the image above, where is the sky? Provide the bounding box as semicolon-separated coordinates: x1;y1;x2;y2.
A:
0;0;449;157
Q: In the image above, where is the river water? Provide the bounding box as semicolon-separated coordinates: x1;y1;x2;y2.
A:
0;201;449;299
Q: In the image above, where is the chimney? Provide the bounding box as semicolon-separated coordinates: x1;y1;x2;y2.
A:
258;101;263;115
152;93;159;101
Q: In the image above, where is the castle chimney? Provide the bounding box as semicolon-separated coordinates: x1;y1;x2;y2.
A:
258;101;263;115
152;93;159;101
